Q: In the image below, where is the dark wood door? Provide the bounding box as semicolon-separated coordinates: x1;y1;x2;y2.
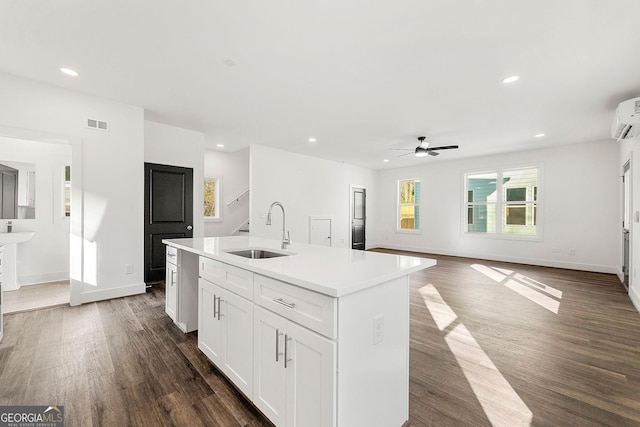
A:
144;163;193;282
351;187;366;250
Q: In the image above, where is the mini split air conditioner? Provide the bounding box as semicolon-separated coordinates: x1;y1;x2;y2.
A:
612;97;640;141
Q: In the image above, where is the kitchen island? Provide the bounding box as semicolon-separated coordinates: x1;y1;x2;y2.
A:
163;236;435;427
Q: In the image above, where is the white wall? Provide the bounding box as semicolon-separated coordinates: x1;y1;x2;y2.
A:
204;148;250;237
0;72;145;305
0;136;71;285
250;145;377;248
375;140;620;274
144;120;205;237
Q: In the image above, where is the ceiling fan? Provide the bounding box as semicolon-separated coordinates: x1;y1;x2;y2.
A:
391;136;459;157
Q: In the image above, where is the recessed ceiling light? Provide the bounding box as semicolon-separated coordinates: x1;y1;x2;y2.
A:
60;67;79;77
383;159;390;163
308;137;317;143
502;75;519;84
534;133;545;138
216;143;225;148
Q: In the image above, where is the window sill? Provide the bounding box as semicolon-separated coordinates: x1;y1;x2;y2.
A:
204;217;222;223
463;232;542;242
395;229;422;235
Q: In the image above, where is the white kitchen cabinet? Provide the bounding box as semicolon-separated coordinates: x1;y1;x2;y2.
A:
254;305;336;427
198;278;223;364
165;249;178;321
164;246;198;333
198;275;254;398
163;236;434;427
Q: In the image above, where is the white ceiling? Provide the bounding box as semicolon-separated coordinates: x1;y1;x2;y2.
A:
1;0;639;169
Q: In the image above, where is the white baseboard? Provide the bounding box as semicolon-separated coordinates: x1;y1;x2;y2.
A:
71;282;147;306
369;242;619;275
629;285;640;313
19;272;69;286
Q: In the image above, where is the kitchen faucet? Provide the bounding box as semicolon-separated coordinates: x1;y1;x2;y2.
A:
266;201;291;249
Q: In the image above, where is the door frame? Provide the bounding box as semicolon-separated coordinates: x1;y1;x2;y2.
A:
623;158;633;291
309;215;333;247
144;162;194;283
349;184;366;250
0;125;81;304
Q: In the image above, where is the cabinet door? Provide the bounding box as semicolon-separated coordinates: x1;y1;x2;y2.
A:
286;321;336;427
253;306;287;426
198;279;223;365
221;289;254;398
165;262;178;321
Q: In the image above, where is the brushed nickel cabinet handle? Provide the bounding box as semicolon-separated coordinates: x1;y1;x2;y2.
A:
284;334;292;368
275;329;284;362
217;297;223;320
273;298;295;309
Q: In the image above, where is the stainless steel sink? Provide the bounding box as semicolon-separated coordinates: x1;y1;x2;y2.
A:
226;249;291;259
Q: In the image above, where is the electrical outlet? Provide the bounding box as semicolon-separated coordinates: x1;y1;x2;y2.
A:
125;264;134;274
373;314;384;345
568;249;576;256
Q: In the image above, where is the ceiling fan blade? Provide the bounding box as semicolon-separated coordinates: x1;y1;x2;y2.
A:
397;152;414;157
426;145;459;151
427;151;440;156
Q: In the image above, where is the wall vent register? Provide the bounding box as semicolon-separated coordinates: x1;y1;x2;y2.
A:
87;118;109;131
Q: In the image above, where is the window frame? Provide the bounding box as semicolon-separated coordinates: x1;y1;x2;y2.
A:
204;177;222;222
396;178;422;234
463;165;542;241
62;164;71;219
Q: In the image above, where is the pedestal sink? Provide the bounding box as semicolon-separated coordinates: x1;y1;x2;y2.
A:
1;231;35;291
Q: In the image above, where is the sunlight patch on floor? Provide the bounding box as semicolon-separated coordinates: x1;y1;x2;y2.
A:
420;284;533;427
471;264;562;314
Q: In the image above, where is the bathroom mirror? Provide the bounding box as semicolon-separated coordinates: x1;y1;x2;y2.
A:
0;161;36;219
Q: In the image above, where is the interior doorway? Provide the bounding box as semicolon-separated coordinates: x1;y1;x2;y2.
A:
623;160;631;290
144;163;194;283
0;135;73;312
350;186;366;250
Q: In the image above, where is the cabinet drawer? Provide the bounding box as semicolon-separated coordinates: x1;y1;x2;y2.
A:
254;274;336;339
200;257;254;300
166;246;178;265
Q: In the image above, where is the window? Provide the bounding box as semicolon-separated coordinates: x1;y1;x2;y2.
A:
64;165;71;217
204;178;220;220
465;167;539;237
398;179;420;231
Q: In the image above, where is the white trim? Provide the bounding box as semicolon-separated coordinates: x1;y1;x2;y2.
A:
0;124;83;305
309;215;333;246
78;282;146;304
623;156;633;294
19;272;69;286
462;164;543;241
204;176;221;220
629;284;640;313
369;242;618;275
395;229;422;235
397;178;421;232
349;184;366;249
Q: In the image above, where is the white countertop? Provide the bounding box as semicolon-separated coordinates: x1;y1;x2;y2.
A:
163;236;436;297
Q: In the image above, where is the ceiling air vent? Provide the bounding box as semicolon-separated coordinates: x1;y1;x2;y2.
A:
87;118;109;131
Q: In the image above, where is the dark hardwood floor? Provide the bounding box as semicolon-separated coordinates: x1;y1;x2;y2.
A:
1;252;640;426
